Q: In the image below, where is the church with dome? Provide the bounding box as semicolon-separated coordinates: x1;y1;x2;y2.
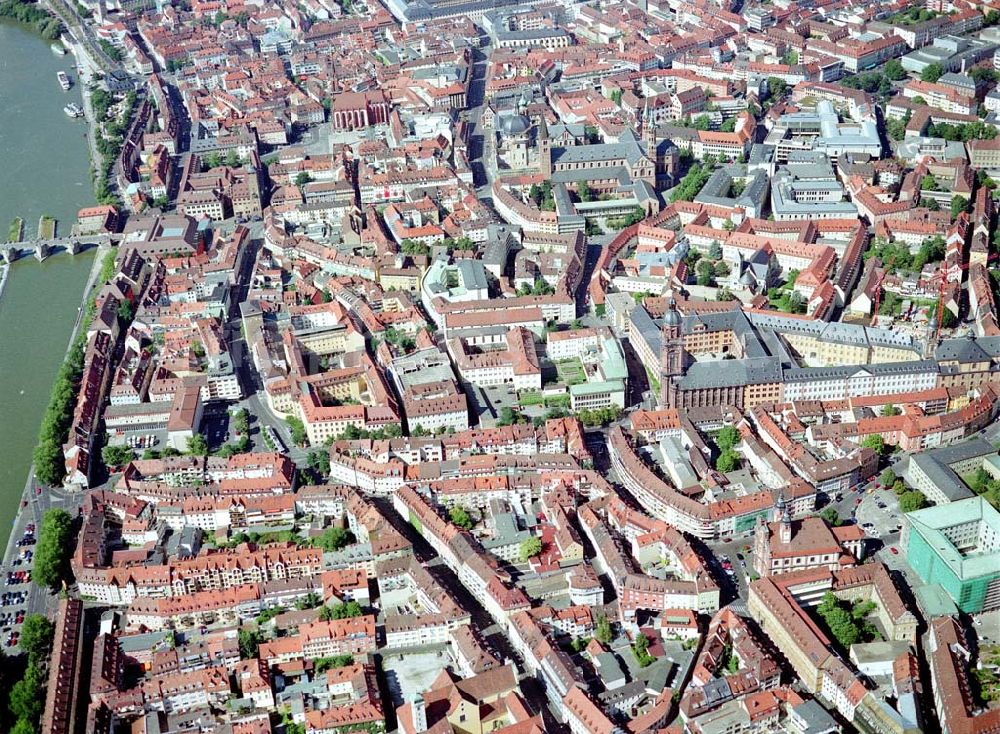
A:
490;94;541;171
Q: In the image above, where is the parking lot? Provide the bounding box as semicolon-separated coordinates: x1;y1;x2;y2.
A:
856;484;905;544
107;430;163;452
382;648;453;708
1;522;37;651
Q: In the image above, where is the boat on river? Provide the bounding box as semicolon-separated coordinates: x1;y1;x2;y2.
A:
63;103;83;118
57;71;71;90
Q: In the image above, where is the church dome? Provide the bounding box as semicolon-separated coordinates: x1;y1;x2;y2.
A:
663;298;681;327
498;113;530;136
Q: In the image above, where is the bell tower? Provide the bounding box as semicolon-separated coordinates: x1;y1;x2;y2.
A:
538;116;551;177
660;298;685;406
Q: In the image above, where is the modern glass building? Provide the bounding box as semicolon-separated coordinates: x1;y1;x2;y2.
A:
904;497;1000;614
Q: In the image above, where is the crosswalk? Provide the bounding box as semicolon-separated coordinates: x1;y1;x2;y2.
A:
727;600;749;617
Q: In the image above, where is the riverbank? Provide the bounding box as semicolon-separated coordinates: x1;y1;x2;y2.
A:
62;31;105;199
0;244;106;652
1;245;105;556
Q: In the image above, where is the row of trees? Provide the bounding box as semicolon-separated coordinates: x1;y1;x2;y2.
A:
0;0;61;39
577;406;623;427
333;423;402;442
33;247;115;484
32;337;88;485
840;60;906;97
7;614;54;734
926;120;997;143
670;160;714;202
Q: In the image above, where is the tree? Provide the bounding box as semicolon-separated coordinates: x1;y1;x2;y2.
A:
882;404;900;417
497;406;527;427
717;425;740;452
10;719;36;734
238;628;264;659
313;526;354;551
767;77;788;98
921;63;944;83
886;115;908;141
187;433;209;456
951;195;969;221
307;450;330;480
19;614;53;665
102;444;134;468
715;449;739;473
880;468;897;486
520;536;542;561
117;299;134;324
295;171;312;187
861;434;885;456
697;259;716;286
817;592;861;648
295;592;322;610
449;506;474;530
819;507;842;527
233;408;250;435
670;162;713;203
787;291;807;314
595;615;613;644
320;601;363;620
34;509;73;590
632;632;654;666
400;239;431;256
578;180;592;202
286;416;308;446
708;241;723;260
899;490;928;512
884;59;906;81
10;663;44;722
634;632;649;654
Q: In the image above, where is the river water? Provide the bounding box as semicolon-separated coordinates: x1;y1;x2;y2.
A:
0;22;96;544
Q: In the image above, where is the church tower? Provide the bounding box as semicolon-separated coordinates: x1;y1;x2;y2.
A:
660;298;685;406
538;116;552;177
777;491;792;544
643;100;656;155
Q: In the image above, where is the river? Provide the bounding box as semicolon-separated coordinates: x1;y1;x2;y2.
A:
0;22;97;545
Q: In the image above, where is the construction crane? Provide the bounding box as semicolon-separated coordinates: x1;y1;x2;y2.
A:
871;256;895;325
932;253;1000;339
